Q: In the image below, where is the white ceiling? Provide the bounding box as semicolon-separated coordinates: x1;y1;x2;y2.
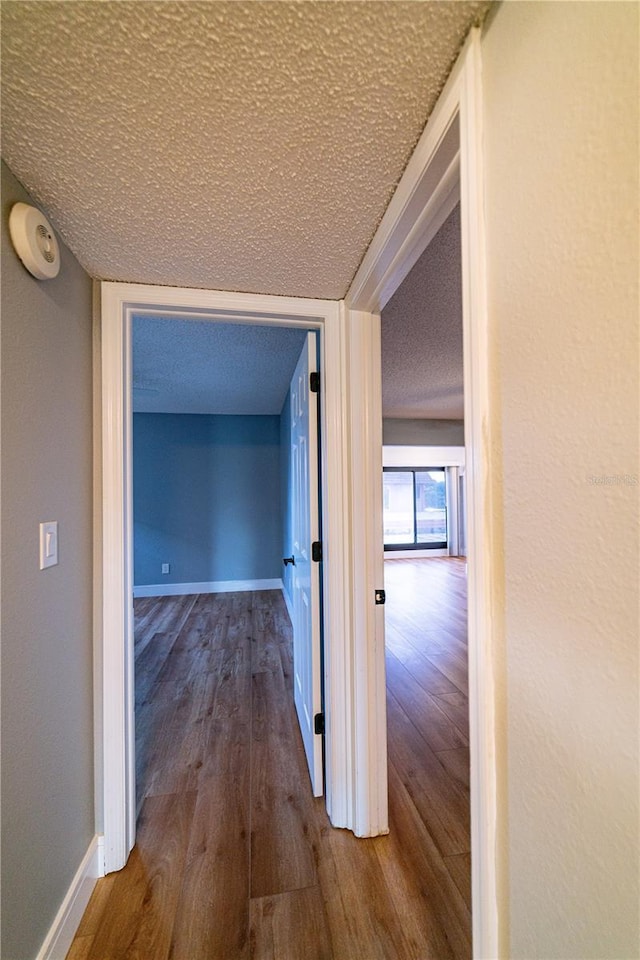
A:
2;1;485;419
133;317;308;415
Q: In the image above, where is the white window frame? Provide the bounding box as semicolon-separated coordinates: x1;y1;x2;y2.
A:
383;446;466;557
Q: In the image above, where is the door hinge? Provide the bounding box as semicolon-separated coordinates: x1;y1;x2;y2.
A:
314;712;325;735
375;589;386;605
310;371;320;393
312;540;323;562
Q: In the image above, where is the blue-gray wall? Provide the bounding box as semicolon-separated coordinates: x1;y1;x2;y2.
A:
134;413;282;585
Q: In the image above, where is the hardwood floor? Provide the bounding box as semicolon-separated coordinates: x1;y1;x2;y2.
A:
383;558;470;911
67;559;470;959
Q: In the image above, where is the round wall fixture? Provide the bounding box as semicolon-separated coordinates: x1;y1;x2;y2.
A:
8;202;60;280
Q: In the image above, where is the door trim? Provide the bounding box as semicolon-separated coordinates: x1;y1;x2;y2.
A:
346;28;499;959
97;285;365;871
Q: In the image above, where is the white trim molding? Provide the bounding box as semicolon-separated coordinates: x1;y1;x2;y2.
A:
347;27;499;960
101;291;136;873
133;578;283;598
343;304;388;836
98;281;387;877
35;835;104;960
458;30;500;960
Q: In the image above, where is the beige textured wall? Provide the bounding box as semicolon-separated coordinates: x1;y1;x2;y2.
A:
1;161;94;959
482;3;639;957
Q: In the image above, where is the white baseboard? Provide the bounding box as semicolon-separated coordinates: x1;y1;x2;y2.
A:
133;578;284;598
384;548;450;559
36;835;104;960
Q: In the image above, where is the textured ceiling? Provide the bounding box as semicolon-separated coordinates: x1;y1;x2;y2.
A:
133;207;463;420
133;318;308;415
381;204;463;419
1;0;489;299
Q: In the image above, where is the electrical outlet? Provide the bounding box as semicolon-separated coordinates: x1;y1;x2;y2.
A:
161;563;170;575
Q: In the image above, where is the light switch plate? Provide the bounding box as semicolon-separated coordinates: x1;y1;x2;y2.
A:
40;521;58;569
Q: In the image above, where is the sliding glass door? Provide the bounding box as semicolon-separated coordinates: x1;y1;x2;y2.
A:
383;467;447;550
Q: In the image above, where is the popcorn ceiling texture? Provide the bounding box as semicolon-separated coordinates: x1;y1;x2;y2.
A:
382;204;463;419
132;317;307;415
1;0;489;299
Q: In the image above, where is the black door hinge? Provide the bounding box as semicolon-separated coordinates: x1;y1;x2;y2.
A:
314;712;325;735
310;371;320;393
312;541;323;562
375;589;386;605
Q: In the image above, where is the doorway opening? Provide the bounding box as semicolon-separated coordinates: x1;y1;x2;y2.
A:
379;193;471;926
130;317;324;817
98;290;360;874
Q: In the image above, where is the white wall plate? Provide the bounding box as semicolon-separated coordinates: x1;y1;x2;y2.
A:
39;521;58;569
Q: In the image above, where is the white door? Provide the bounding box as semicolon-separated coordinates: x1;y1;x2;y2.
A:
289;333;323;796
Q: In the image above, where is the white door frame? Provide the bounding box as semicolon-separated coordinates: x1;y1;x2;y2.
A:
346;28;499;959
97;285;390;875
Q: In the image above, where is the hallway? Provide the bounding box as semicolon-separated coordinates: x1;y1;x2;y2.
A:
67;560;470;959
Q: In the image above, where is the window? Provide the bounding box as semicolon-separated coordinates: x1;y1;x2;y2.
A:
383;467;447;550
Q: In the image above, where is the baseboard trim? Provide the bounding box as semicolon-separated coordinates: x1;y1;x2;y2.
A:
384;548;450;559
133;578;284;598
36;834;104;960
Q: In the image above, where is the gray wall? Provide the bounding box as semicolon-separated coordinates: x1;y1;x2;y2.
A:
482;3;639;957
1;161;94;959
383;418;464;446
133;413;282;586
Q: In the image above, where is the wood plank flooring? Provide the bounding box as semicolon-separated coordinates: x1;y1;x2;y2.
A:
383;558;471;914
67;559;470;959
